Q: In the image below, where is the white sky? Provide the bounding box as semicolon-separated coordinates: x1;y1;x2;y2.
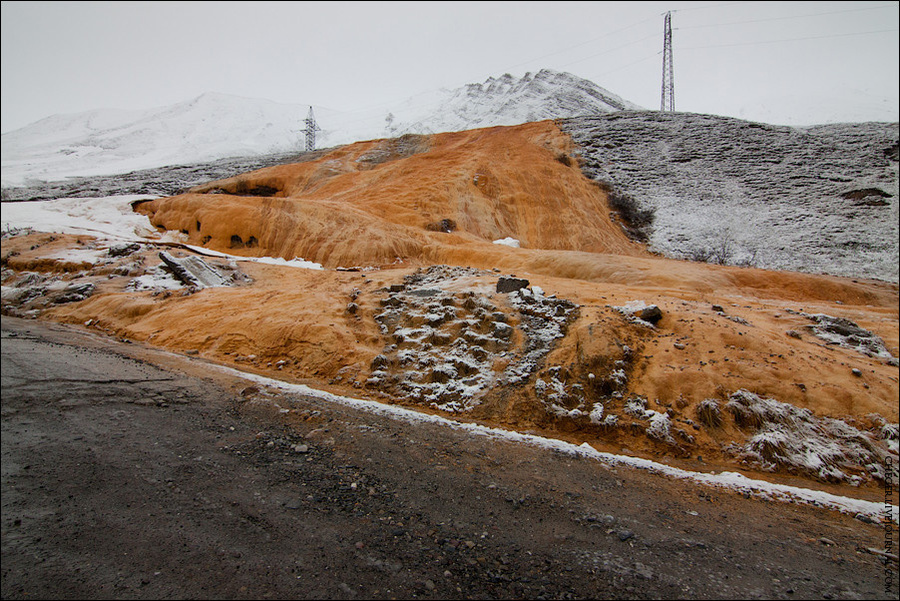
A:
2;0;898;133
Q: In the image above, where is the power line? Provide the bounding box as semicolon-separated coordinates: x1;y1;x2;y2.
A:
678;27;898;51
302;4;899;137
677;2;899;30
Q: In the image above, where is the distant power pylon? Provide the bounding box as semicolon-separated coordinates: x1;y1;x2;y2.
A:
660;11;675;112
302;106;321;151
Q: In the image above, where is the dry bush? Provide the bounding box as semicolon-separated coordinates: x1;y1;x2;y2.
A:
696;399;722;429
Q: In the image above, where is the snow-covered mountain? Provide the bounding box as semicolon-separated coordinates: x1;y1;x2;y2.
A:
1;93;309;187
1;70;639;187
384;69;641;137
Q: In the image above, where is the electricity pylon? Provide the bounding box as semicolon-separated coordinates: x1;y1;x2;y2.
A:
302;106;321;151
660;11;675;112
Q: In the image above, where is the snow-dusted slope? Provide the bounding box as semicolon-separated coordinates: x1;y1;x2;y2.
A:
1;93;310;186
1;70;639;186
560;113;899;283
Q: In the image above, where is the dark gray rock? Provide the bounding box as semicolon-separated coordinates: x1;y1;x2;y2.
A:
54;282;95;304
638;305;663;324
497;277;529;294
158;251;231;288
108;242;141;257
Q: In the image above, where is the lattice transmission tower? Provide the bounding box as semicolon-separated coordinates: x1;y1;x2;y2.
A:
302;106;322;151
660;11;675;112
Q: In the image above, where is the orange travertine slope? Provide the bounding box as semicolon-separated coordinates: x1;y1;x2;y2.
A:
133;122;645;268
4;120;897;498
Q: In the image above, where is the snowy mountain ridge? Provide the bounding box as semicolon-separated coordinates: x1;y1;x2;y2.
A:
1;70;638;187
387;69;642;136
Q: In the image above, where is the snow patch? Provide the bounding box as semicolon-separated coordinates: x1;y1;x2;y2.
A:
725;389;897;485
204;361;898;525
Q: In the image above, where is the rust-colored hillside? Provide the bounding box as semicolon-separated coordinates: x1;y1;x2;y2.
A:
3;120;897;499
133;122;645;268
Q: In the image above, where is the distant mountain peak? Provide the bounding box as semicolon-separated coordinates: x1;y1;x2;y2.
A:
390;69;643;137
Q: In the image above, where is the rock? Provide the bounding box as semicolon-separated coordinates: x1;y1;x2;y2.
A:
497;276;529;293
851;368;863;377
492;322;513;339
617;530;635;541
55;282;96;304
158;251;231;288
638;305;663;324
108;242;141;257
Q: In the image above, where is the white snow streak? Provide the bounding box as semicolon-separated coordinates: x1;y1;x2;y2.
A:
207;362;897;525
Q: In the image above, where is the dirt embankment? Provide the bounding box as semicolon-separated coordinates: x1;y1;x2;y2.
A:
2;121;898;499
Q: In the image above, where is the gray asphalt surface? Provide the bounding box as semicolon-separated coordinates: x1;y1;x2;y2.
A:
2;315;896;599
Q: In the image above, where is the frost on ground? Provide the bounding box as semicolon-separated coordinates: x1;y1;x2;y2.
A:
560;114;899;283
722;390;898;486
366;265;578;412
788;310;899;365
0;229;251;318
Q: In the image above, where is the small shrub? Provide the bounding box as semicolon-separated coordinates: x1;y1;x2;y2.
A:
696;399;722;428
555;152;573;167
606;189;655;243
425;219;457;233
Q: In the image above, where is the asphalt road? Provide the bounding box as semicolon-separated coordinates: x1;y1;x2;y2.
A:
2;315;896;600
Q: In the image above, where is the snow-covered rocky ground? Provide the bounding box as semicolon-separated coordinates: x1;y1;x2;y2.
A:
560;113;899;283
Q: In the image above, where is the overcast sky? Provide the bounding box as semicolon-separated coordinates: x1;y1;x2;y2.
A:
2;0;898;134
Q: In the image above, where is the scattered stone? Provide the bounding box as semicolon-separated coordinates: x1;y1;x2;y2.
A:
108;242;141;257
496;276;529;294
158;251;232;288
55;282;95;304
638;305;663;324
